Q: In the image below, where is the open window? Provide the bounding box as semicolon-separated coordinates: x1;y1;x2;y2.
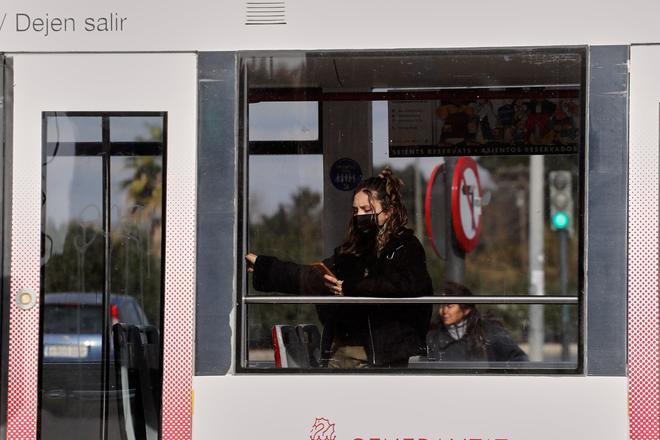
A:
239;49;585;373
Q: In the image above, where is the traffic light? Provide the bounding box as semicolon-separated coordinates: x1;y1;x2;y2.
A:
549;170;573;231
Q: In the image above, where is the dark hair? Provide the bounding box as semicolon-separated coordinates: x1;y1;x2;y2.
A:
432;282;487;358
339;167;408;255
440;279;475;303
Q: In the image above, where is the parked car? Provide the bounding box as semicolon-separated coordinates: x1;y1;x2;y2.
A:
42;292;150;363
41;291;152;422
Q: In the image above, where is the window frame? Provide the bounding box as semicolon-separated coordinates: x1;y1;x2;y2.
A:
39;111;168;428
236;47;587;375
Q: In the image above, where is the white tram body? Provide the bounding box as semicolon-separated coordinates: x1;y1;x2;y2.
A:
0;1;658;440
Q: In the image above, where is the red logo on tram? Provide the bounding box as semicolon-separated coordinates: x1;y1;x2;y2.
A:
310;417;336;440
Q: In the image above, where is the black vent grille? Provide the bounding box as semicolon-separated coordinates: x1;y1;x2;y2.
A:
245;2;287;25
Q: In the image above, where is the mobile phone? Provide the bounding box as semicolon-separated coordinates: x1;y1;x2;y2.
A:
312;262;336;278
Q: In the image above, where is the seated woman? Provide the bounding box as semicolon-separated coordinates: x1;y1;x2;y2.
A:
246;168;433;368
426;282;528;362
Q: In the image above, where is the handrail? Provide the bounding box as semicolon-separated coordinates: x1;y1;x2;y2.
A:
247;360;579;370
243;295;578;305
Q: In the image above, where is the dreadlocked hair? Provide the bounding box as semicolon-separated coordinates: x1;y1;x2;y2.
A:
339;167;409;255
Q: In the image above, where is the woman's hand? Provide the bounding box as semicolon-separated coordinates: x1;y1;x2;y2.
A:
245;253;257;273
323;274;344;296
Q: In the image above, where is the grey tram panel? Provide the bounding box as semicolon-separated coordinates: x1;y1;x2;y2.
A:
585;46;629;376
196;52;238;376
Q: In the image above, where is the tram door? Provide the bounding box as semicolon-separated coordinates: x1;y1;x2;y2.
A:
4;54;197;439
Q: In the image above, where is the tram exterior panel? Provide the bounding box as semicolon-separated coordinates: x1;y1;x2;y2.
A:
0;2;658;440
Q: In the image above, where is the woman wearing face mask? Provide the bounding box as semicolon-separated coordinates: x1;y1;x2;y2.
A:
245;168;433;368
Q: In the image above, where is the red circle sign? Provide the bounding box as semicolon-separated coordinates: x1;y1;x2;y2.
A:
451;157;483;253
424;162;445;258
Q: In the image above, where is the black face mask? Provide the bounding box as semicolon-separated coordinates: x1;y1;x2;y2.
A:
354;213;381;236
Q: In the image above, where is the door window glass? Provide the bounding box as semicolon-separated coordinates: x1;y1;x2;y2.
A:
41;113;165;439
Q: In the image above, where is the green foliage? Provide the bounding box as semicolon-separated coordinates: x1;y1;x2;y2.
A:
109;223;162;327
43;148;164;329
247;188;324;348
249;187;323;265
43;220;162;327
44;222;106;293
120;156;162;215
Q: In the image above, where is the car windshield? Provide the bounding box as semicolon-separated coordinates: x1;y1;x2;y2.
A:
43;305;102;334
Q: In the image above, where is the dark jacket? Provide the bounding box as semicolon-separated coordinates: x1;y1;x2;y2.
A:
252;229;433;366
426;319;529;363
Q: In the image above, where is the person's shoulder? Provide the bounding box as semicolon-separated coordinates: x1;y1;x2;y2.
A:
400;229;427;254
380;228;415;254
391;228;421;246
426;326;453;345
481;318;513;338
381;229;425;258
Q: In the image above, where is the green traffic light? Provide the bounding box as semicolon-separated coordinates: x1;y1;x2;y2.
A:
552;211;569;230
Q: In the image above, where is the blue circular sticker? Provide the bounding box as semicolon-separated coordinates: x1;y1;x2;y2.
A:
329;158;362;191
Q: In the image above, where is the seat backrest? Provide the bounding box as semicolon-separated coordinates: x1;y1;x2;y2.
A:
113;323;161;440
136;325;160;440
272;324;321;368
113;323;145;440
296;324;321;368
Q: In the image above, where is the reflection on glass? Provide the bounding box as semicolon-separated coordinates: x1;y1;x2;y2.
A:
41;114;164;440
41;155;105;439
107;155;162;440
247;155;324;297
423;303;578;368
110;116;163;142
247;304;578;370
46;116;102;143
373;99;580;295
249;101;318;141
244;51;583;373
110;156;163;329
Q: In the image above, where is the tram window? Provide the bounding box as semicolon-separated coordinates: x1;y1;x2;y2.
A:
247;154;324;289
249;101;319;141
246;304;578;368
240;50;584;373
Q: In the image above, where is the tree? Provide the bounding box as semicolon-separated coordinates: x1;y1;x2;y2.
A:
247;187;324;349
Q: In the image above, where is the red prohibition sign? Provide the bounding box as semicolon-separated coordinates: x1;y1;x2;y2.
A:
451;157;483;253
424;162;445;258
